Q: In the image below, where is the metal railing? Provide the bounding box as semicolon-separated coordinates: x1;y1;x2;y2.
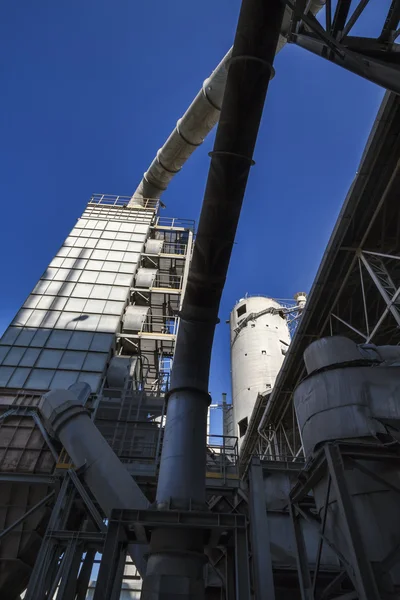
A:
146;241;187;256
140;314;178;336
152;216;195;231
206;435;239;482
89;194;159;211
152;272;183;290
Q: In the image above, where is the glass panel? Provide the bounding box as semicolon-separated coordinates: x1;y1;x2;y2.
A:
59;351;86;370
8;368;30;388
97;315;119;333
83;353;108;371
114;273;133;286
85;299;106;313
26;310;47;328
41;311;61;328
51;370;79;389
74;314;100;331
0;346;10;363
46;330;73;349
12;309;33;326
15;328;37;347
3;347;25;366
54;312;79;330
72;283;93;297
19;348;40;367
23;295;41;309
37;349;63;368
92;249;109;260
104;301;124;315
25;369;54;390
96;239;110;250
108;287;128;301
68;332;93;351
111;240;128;251
0;366;14;386
90;333;114;352
90;285;111;300
65;298;86;312
119;262;135;274
96;272;115;285
30;329;51;347
108;251;124;261
123;252;139;263
0;327;20;345
79;271;98;283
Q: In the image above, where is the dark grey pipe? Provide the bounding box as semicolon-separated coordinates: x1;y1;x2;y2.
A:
141;0;285;598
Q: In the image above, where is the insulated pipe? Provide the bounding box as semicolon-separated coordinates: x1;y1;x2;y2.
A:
141;0;285;598
39;386;149;575
129;0;325;207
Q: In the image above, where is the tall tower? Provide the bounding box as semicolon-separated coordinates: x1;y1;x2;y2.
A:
0;194;193;597
229;296;290;448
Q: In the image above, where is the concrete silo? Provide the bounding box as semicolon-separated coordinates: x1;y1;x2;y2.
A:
229;296;291;447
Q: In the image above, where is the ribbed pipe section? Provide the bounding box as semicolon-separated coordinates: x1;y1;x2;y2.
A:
129;0;325;207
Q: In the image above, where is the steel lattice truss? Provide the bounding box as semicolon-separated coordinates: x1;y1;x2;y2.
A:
285;0;400;94
239;91;400;470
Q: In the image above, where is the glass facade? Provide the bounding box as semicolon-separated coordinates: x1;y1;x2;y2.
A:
0;201;152;392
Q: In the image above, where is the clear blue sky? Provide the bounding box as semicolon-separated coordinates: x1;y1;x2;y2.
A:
0;1;387;431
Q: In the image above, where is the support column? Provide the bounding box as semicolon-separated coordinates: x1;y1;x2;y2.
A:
248;458;275;600
325;445;380;600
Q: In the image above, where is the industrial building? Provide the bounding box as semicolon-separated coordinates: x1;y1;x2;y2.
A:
2;0;400;599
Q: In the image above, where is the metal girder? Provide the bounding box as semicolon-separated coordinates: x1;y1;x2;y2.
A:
0;491;55;542
293;33;400;95
324;444;381;600
380;0;400;42
284;0;400;95
331;0;352;38
248;459;275;600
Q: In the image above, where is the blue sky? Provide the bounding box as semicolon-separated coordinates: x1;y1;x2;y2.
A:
0;1;387;431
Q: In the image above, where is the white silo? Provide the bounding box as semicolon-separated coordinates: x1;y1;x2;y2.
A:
230;296;290;447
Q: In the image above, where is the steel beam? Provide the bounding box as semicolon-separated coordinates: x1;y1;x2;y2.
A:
92;521;127;600
248;458;275;600
0;490;55;541
293;33;400;95
288;500;313;600
325;444;380;600
234;526;251;600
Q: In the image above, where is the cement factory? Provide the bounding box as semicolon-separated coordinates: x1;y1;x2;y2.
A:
1;0;400;599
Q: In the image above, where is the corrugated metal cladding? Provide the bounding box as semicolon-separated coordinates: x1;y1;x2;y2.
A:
0;202;152;393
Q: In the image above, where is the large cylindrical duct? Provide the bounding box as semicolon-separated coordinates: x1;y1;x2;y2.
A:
141;0;286;598
294;336;400;596
230;296;290;447
39;386;149;576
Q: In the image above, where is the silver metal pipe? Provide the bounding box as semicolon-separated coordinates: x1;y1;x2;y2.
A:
129;0;325;207
39;386;149;575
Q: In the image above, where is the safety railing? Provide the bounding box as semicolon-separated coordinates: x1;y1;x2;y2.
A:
206;435;239;483
153;272;183;290
152;216;195;231
145;241;187;256
89;194;159;211
140;314;178;336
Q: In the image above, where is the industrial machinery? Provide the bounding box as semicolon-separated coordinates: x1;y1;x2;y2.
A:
2;0;400;599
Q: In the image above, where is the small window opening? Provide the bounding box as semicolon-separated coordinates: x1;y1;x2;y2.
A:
261;350;266;355
238;417;248;438
237;304;247;318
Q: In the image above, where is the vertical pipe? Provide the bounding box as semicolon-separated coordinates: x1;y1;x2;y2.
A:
141;1;285;598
